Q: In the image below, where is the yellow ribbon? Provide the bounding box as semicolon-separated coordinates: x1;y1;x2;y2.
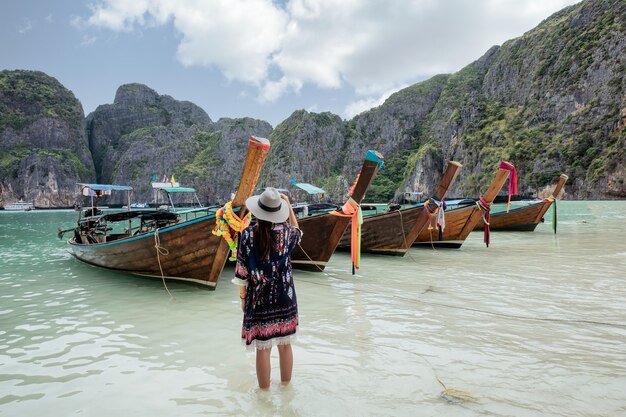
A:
212;201;251;261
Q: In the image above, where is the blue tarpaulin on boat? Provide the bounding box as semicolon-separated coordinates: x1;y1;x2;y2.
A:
78;183;133;191
157;187;197;193
290;180;325;195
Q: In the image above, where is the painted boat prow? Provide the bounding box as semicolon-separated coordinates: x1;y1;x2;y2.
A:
413;163;511;248
291;150;383;271
337;160;462;255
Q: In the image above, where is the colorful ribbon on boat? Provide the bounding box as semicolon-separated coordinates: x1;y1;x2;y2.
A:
330;197;362;274
477;197;491;247
212;201;251;261
498;161;518;212
424;197;446;240
544;196;557;234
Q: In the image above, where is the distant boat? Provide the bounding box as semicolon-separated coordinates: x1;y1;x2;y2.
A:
336;161;462;255
412;162;512;249
4;199;35;211
473;174;568;232
287;180;332;216
121;203;150;209
60;136;271;288
152;185;204;211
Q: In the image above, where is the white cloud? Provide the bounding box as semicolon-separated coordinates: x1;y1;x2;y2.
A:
83;0;582;109
344;85;408;119
85;0;288;85
18;18;33;34
80;35;97;47
259;76;302;102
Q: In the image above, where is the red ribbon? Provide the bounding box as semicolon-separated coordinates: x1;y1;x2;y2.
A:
477;197;491;247
498;161;518;212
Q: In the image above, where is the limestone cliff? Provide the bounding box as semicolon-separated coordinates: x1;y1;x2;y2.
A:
343;0;626;200
0;70;95;207
86;84;272;205
1;0;624;207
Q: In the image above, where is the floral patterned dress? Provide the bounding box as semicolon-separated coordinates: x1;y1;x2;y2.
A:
232;223;302;350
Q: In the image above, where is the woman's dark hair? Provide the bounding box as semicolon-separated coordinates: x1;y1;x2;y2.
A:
255;219;273;261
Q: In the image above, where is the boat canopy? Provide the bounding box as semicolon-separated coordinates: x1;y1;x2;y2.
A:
78;183;133;191
291;180;325;195
444;198;475;206
157;187;198;193
78;183;133;196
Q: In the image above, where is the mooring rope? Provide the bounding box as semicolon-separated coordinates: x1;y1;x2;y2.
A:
296;274;626;330
476;198;491;247
154;229;174;298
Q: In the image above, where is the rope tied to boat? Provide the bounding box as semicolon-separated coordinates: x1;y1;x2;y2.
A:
499;161;518;212
330;197;362;274
476;197;491;247
424;197;446;241
154;229;174;298
212;201;251;261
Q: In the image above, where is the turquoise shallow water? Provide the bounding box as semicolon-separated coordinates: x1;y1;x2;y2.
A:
1;202;625;416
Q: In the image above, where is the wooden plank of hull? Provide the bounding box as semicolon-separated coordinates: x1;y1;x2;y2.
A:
337;161;462;255
70;216;221;286
413;204;478;247
292;213;350;270
337;205;424;256
413;166;511;249
474;202;546;232
291;152;383;272
68;135;271;288
473;173;568;232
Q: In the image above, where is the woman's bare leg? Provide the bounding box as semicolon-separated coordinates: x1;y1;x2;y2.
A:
256;347;272;390
277;344;293;385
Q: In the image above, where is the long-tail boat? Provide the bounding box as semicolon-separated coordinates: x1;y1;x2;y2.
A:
412;162;513;249
65;135;271;288
291;150;383;272
473;174;568;232
336;161;462;256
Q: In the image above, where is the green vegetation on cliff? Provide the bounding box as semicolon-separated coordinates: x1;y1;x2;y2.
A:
0;70;83;131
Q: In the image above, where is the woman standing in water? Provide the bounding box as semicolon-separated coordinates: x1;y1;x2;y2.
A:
232;187;301;390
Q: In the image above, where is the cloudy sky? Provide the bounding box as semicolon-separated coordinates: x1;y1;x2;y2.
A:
2;0;581;127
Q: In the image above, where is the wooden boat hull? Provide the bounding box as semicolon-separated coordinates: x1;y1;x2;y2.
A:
292;212;354;270
413;164;512;249
413;203;478;248
473;201;549;232
69;215;223;287
473;174;568;232
337;205;425;256
67;135;271;288
291;151;383;271
336;161;462;256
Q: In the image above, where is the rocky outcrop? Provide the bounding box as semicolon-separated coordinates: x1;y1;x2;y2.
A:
86;83;214;185
1;0;624;207
87;84;272;205
0;70;95;207
306;0;626;201
261;110;347;190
